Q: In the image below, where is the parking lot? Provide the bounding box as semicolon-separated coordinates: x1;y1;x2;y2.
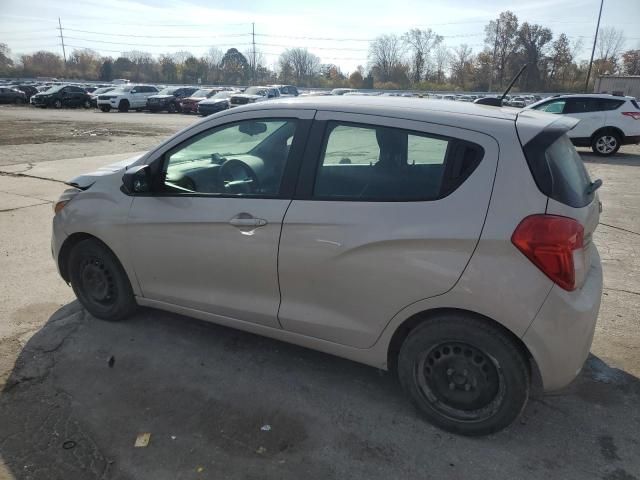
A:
0;105;639;480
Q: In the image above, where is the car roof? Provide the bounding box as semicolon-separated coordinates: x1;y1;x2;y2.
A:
248;95;519;120
540;93;634;100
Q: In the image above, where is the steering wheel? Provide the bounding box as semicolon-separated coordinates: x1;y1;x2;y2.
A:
218;159;259;194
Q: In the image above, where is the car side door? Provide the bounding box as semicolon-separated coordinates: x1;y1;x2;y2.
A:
126;108;314;328
563;98;605;139
277;112;499;348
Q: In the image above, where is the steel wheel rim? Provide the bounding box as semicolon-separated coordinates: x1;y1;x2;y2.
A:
80;257;117;306
415;342;505;422
596;136;617;154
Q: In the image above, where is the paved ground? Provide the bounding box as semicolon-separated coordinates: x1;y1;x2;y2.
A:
0;107;639;480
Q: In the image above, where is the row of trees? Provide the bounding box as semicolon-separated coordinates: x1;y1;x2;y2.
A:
1;12;639;92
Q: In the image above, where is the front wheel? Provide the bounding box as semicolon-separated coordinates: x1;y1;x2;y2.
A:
168;102;178;113
68;239;137;321
398;314;530;436
99;105;111;112
591;131;621;156
53;99;63;109
83;99;91;109
118;100;130;112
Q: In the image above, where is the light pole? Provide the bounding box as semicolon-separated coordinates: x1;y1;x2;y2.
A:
585;0;604;92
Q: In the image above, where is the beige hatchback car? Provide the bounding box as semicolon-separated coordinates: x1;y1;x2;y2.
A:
52;97;603;436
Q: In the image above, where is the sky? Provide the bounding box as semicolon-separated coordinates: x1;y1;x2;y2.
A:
1;0;639;74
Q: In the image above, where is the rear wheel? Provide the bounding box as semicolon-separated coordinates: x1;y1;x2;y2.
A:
68;239;137;321
591;131;621;156
398;313;530;436
118;100;130;112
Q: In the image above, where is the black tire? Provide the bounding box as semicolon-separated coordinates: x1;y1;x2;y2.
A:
398;314;530;436
68;239;137;321
15;97;25;104
83;99;91;109
591;130;621;156
168;102;178;113
118;100;130;112
53;99;63;109
100;105;111;112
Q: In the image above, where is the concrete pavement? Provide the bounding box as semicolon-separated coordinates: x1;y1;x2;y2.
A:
0;146;639;480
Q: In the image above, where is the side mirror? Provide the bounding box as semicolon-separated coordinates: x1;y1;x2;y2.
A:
122;165;151;194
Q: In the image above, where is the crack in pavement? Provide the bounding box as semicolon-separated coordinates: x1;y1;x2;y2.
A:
604;287;640;297
600;222;640;237
0;189;54;204
0;201;52;213
0;168;68;185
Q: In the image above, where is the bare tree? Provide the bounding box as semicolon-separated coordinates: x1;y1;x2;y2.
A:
548;33;573;88
402;28;442;84
205;47;223;69
451;44;474;88
484;11;519;88
278;48;320;85
597;27;626;63
516;22;552;90
368;34;405;82
622;49;640;75
434;44;450;84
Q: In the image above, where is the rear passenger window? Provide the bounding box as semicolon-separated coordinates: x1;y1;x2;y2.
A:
313;122;483;201
599;99;624;111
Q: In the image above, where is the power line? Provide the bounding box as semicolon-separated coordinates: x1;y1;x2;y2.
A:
61;27;251;39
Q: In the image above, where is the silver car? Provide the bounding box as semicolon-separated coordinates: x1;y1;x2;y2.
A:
52;97;603;436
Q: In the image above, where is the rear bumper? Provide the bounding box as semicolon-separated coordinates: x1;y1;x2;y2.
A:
522;247;603;391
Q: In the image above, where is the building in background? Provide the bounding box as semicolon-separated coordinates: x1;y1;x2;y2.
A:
595;75;640;99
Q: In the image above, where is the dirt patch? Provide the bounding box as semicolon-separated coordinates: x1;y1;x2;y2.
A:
0;119;173;146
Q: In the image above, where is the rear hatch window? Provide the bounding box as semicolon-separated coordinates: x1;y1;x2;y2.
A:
521;127;594;208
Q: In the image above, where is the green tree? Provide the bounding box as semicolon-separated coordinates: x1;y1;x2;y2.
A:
220;48;249;84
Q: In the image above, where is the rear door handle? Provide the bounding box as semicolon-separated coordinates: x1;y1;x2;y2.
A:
229;215;267;227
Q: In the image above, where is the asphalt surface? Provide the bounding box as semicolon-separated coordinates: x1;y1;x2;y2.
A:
0;106;639;480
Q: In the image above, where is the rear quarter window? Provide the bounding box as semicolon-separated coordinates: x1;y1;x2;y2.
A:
523;131;593;208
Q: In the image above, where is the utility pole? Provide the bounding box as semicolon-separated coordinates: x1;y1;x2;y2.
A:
488;19;499;93
58;17;67;66
252;22;256;84
585;0;604;92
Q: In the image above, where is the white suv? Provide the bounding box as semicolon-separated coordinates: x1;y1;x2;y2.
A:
97;84;159;112
526;94;640;156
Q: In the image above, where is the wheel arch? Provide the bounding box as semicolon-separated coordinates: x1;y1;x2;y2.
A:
591;126;625;142
386;307;536;377
58;232;120;283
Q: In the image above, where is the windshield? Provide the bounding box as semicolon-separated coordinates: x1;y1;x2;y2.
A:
158;87;178;95
211;91;232;99
44;85;64;94
192;89;213;98
93;87;115;95
244;87;267;96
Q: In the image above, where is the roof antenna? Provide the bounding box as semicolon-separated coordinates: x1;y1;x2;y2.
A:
475;64;528;107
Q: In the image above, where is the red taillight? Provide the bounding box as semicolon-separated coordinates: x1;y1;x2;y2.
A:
622;111;640;120
511;215;584;291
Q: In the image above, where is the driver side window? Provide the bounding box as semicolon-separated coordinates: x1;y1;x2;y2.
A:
162;119;297;196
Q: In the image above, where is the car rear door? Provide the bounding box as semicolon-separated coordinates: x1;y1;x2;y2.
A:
277;111;499;348
126;108;314;328
563;97;605;139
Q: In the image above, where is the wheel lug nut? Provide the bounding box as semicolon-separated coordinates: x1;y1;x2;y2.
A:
449;382;456;390
465;384;471;391
446;368;454;376
463;369;468;376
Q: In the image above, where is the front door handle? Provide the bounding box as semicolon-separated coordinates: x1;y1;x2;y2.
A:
229;214;267;227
